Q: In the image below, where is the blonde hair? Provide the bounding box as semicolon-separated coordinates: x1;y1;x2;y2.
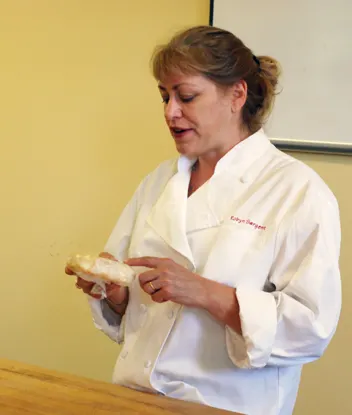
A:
152;25;281;133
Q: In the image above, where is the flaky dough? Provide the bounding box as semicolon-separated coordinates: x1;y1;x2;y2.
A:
67;254;136;287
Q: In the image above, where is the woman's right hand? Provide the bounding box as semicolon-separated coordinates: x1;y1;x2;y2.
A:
65;252;129;306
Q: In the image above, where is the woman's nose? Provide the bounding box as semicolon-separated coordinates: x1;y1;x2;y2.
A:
164;98;182;121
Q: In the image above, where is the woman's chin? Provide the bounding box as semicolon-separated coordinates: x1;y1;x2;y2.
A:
174;142;199;158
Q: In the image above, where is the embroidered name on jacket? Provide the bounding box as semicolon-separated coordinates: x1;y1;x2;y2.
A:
230;216;266;231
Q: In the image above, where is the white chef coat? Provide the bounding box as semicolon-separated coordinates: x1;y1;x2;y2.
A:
88;129;341;415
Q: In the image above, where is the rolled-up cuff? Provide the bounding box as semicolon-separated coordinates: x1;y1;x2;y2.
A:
226;288;277;369
88;297;124;344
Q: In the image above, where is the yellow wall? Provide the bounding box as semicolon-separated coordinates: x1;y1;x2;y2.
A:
0;1;350;414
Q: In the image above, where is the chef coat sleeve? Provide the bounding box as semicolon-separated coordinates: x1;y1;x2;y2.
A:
87;178;146;344
226;191;342;369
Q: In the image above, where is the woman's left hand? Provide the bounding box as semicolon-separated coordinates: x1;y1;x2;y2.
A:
125;256;242;334
124;257;209;307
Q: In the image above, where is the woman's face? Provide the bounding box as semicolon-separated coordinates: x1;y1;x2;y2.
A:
158;72;246;159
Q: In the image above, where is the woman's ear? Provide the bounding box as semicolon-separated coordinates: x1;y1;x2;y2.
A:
231;80;248;113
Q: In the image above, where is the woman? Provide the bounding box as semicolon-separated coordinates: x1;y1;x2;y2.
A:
67;26;341;415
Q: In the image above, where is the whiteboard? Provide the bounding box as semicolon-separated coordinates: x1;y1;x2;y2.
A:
211;0;352;154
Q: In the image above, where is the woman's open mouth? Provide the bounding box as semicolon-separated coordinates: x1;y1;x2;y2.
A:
170;127;193;140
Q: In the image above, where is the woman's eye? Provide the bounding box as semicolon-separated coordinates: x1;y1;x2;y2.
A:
180;96;194;103
161;95;194;104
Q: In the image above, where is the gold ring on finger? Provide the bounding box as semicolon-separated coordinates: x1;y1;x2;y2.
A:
149;281;156;292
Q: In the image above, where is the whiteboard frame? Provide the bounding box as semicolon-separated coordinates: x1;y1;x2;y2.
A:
209;0;352;155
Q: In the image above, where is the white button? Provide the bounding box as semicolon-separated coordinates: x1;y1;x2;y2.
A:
240;175;249;183
140;304;147;314
168;310;174;320
144;360;152;369
184;262;195;271
121;351;128;359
